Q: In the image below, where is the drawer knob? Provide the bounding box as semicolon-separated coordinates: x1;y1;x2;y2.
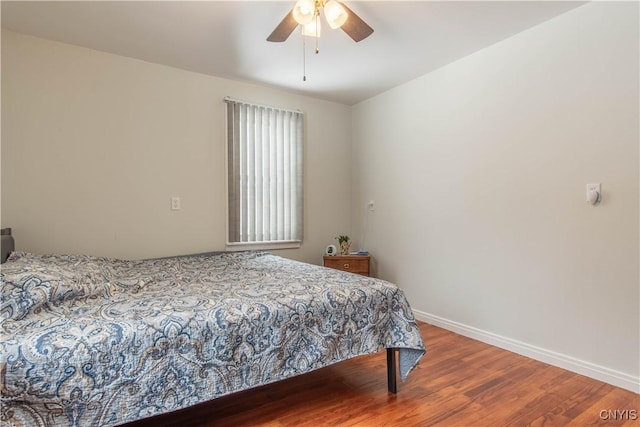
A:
343;263;350;269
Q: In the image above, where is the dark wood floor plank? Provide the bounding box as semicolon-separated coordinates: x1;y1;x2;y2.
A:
125;322;638;427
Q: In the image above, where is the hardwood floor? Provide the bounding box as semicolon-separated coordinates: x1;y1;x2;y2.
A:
128;322;639;426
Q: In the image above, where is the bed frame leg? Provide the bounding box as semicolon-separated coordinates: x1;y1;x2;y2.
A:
387;348;397;394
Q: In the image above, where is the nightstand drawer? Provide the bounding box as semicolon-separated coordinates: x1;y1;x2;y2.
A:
323;255;370;276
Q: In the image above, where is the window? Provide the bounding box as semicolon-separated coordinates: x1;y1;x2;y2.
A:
225;98;304;249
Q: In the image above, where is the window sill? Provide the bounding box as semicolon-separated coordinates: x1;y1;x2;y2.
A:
226;241;301;251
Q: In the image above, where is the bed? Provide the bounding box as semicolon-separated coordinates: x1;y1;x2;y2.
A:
0;245;426;426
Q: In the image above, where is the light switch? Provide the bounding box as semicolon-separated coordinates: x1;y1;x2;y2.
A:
171;197;181;210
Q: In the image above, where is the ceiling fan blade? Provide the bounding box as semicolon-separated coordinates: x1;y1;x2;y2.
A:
340;3;374;42
267;10;298;42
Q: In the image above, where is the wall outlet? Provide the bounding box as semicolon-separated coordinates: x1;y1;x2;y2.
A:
171;197;181;210
367;200;375;211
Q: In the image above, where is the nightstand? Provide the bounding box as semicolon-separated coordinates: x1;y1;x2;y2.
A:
323;255;370;277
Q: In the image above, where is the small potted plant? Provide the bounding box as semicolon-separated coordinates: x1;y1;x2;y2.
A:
335;235;351;256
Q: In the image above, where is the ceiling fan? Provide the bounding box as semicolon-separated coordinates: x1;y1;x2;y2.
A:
267;0;374;43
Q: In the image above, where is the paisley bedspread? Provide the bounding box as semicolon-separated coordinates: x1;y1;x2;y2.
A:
0;251;425;426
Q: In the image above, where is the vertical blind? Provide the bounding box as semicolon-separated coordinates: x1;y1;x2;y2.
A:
226;98;304;244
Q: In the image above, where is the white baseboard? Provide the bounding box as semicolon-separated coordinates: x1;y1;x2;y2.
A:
413;309;640;394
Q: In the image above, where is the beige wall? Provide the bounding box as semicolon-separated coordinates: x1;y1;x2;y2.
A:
0;30;352;265
352;2;639;390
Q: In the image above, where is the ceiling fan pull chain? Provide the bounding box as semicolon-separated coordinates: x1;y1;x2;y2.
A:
302;34;307;82
315;14;320;54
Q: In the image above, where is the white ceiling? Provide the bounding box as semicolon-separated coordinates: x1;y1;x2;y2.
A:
1;1;585;105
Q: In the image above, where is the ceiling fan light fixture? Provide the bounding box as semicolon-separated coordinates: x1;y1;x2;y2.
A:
324;0;348;29
266;0;372;44
293;0;316;25
301;17;321;37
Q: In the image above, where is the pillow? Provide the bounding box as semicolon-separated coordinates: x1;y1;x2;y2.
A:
1;273;63;321
1;253;112;321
